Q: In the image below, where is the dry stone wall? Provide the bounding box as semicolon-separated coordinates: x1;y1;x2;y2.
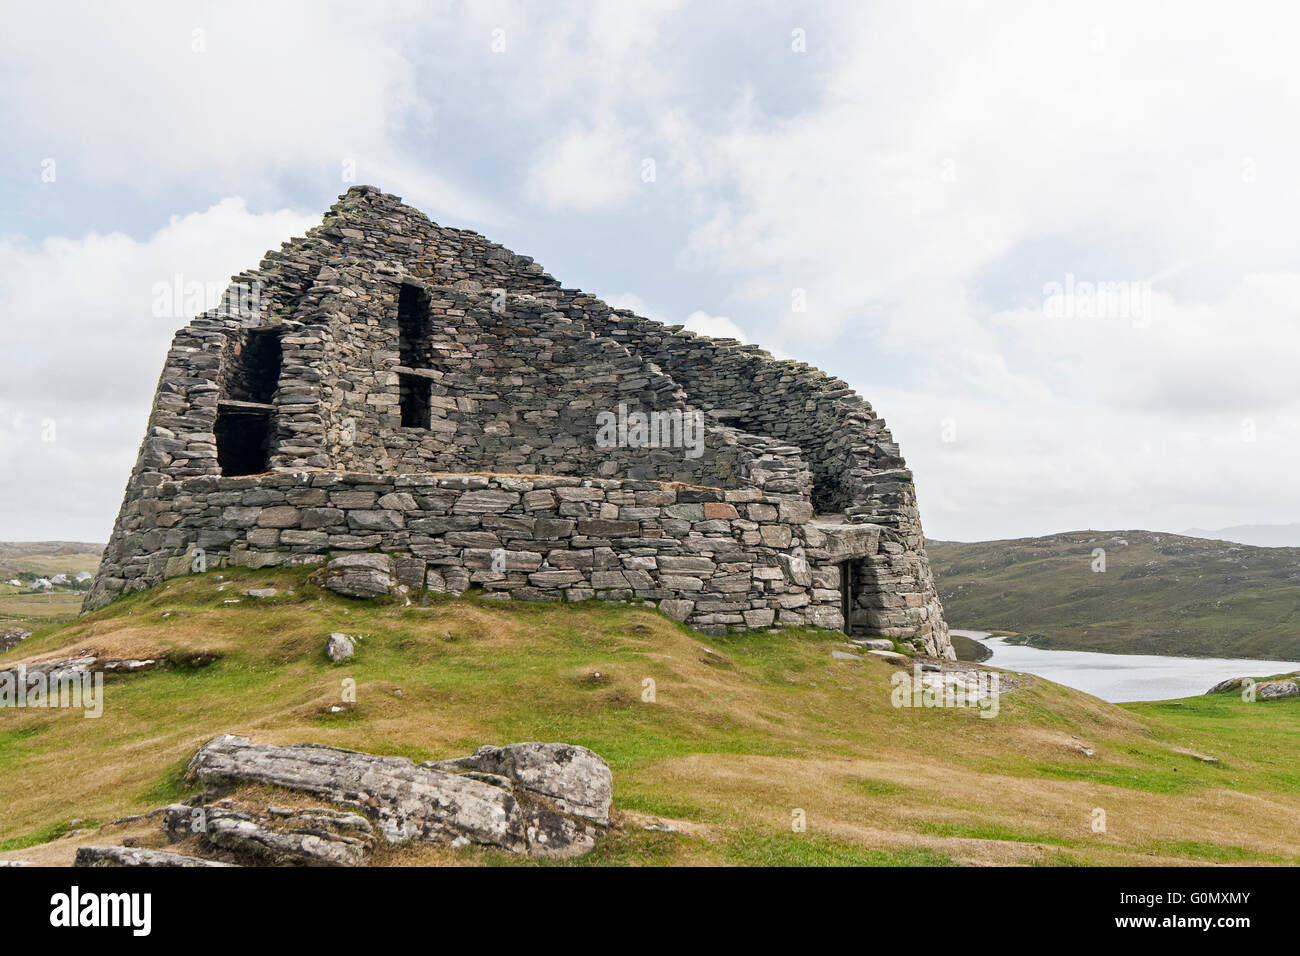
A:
549;297;947;649
85;185;951;657
309;276;810;490
90;471;843;635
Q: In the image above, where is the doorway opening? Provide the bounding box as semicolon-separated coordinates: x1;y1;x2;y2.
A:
215;409;272;476
839;559;858;634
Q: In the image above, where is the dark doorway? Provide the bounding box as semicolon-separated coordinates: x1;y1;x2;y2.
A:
398;283;431;368
215;410;272;476
840;560;857;632
400;373;431;428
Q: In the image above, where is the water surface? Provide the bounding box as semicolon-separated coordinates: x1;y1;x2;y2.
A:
950;629;1300;703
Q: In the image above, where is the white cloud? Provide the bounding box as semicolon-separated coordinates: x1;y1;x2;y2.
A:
604;293;667;323
0;1;510;229
526;122;642;211
0;198;318;540
871;377;1300;543
4;2;1297;543
1;3;412;176
641;2;1300;536
682;310;748;342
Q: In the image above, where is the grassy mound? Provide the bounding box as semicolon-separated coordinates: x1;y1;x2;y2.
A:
3;566;1300;866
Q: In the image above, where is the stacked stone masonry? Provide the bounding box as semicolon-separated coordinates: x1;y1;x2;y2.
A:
86;186;951;656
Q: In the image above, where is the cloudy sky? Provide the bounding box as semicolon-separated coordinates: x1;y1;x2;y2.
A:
1;0;1296;543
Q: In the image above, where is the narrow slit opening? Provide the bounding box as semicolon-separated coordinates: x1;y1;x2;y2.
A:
400;373;431;429
398;283;431;368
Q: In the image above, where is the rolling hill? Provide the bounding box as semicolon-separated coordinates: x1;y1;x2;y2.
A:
928;530;1300;659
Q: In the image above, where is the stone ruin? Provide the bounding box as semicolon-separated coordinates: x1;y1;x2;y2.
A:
84;186;952;657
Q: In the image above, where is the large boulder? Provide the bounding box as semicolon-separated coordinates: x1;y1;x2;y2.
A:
186;735;612;859
317;553;398;599
1257;680;1299;700
325;633;355;662
1207;677;1300;699
427;743;613;857
163;801;373;866
427;743;613;824
0;626;32;653
1206;675;1252;694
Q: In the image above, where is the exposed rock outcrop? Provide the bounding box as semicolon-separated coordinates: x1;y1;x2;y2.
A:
163;800;374;866
75;845;235;867
0;654;157;683
1205;675;1300;698
0;626;32;653
186;735;612;859
1257;680;1299;700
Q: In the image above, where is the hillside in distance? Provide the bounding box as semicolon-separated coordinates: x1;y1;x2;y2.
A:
0;541;103;578
928;531;1300;659
1182;523;1300;548
0;541;104;636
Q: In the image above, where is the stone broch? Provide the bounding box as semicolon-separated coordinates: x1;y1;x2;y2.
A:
83;185;951;656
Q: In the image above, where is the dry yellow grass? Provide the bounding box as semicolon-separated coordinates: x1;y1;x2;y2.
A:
2;565;1298;866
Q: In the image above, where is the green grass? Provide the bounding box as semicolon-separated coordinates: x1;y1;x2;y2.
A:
848;778;908;797
722;832;955;867
0;818;95;853
949;633;992;662
913;820;1077;847
5;564;1300;866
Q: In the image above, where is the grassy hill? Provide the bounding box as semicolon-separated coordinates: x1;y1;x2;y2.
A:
0;541;104;578
929;531;1300;659
4;565;1300;866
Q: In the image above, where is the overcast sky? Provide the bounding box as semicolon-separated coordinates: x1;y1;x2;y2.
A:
1;0;1297;543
